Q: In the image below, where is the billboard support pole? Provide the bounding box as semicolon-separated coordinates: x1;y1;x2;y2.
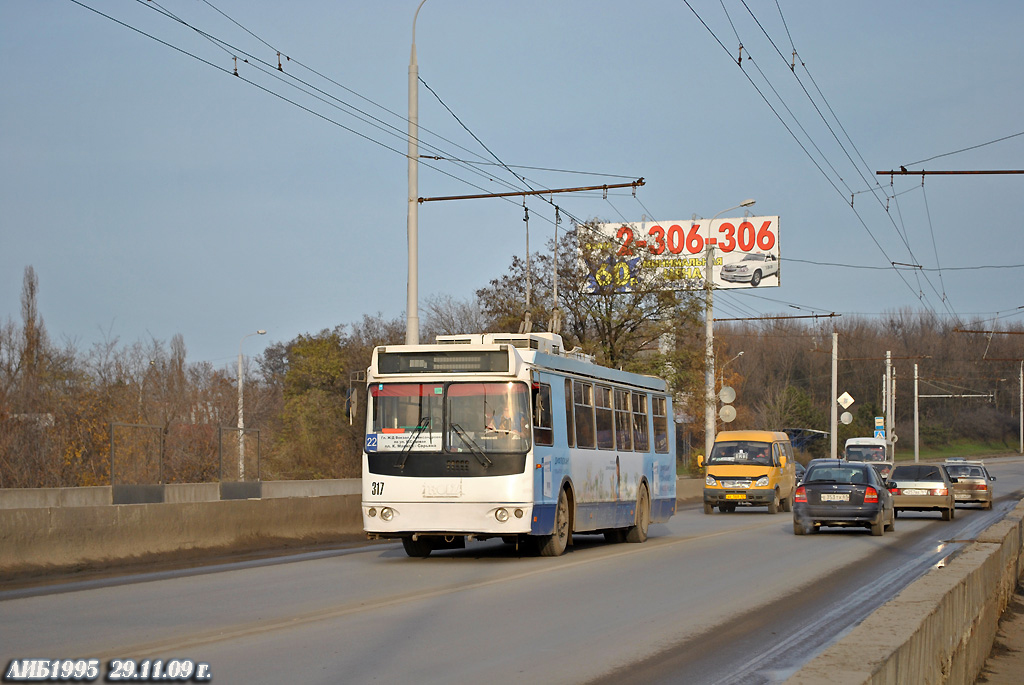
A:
704;239;716;461
703;200;755;460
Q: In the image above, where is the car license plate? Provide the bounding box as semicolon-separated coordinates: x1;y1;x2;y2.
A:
820;493;849;502
955;494;970;500
725;494;745;500
903;489;927;496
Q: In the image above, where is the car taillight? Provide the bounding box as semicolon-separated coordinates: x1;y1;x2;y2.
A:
931;488;948;496
864;486;878;503
889;487;901;495
971;484;988;491
794;486;807;503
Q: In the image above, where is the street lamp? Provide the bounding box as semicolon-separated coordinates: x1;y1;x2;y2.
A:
406;0;428;344
705;199;755;460
719;351;744;387
238;329;266;481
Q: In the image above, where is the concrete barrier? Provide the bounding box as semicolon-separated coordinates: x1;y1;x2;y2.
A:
0;478;702;577
0;494;363;577
0;486;111;509
786;500;1024;684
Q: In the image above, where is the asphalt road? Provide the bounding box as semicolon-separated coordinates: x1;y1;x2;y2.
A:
3;457;1022;685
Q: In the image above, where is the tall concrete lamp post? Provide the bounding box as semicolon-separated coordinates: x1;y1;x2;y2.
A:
406;0;428;345
238;329;266;481
705;199;756;460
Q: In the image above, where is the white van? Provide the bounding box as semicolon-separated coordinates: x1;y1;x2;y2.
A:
844;437;894;479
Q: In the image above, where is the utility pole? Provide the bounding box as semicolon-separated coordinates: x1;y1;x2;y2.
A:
914;363;920;462
830;332;838;459
885;351;894;453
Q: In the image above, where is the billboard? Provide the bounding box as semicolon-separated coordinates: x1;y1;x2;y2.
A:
582;216;780;293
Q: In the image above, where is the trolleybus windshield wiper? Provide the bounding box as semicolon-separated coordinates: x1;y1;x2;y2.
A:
396;416;431;470
450;423;492;468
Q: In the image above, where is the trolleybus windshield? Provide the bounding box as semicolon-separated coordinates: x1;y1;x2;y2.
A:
370;381;530;454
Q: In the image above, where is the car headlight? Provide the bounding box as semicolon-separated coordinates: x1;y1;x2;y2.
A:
706;475;718;486
755;476;770;487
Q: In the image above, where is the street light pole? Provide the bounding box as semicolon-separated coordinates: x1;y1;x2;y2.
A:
406;0;428;345
718;351;744;388
705;199;756;460
238;329;266;481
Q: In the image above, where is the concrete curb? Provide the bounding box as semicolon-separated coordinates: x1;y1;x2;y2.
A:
785;501;1024;684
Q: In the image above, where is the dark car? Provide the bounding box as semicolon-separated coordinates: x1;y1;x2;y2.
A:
794;461;806;484
792;459;895;536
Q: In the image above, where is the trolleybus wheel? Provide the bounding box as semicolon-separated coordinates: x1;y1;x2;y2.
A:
626;484;650;543
538;488;571;557
402;536;433;558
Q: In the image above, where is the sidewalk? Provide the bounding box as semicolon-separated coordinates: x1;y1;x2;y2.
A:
976;584;1024;683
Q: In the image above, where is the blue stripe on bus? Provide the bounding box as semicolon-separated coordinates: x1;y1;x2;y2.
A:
532;496;675;536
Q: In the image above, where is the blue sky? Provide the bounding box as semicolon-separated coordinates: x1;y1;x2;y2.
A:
2;1;1023;367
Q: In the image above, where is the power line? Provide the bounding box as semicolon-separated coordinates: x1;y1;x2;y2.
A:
904;130;1024;167
786;258;1024;272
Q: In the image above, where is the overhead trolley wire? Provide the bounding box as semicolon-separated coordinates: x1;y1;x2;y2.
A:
79;0;617;222
681;0;941;317
741;0;957;321
904;130;1024;167
133;0;534;199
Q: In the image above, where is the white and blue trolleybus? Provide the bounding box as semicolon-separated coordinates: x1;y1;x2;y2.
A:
362;332;676;557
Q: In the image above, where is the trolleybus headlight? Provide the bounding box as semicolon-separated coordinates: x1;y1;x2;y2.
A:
495;508;510;522
755;476;770;487
381;507;394;521
514;509;524;518
367;507;377;517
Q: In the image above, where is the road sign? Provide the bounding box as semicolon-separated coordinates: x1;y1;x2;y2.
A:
874;429;886;439
837;392;854;409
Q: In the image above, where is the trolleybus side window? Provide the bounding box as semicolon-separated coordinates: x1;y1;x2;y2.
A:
595;385;614;450
653;396;669;454
573;380;596;449
564;379;575;448
632;392;650;451
615;389;632;451
533;383;553;446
